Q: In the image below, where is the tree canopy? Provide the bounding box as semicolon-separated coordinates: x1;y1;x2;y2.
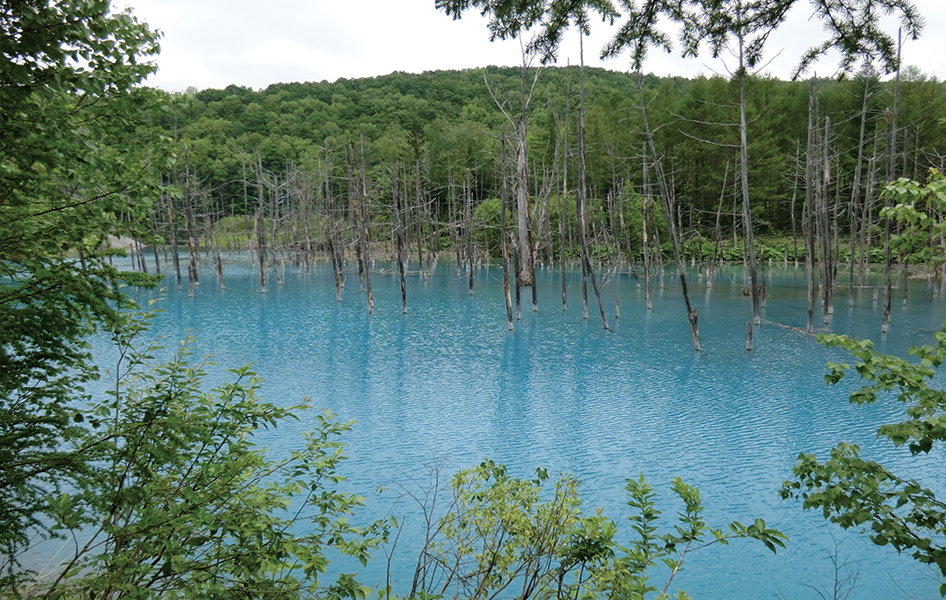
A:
0;0;165;574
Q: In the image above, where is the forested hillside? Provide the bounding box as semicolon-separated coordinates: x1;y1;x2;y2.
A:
152;65;945;259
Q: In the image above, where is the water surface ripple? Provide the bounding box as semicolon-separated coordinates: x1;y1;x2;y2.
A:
102;258;945;599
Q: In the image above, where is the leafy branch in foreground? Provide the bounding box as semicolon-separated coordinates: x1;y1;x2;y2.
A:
394;460;785;600
881;170;946;269
781;326;946;595
1;0;172;571
595;475;786;600
8;337;387;600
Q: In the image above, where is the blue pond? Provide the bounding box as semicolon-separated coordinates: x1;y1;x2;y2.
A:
106;256;945;599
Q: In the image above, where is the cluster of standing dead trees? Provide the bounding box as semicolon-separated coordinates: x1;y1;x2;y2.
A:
123;31;940;351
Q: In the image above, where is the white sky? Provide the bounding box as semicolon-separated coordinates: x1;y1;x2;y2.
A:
121;0;946;92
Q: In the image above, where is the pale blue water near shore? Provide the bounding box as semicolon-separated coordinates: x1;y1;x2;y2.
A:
98;256;946;599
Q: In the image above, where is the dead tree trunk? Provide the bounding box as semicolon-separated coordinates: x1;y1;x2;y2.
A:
637;70;699;351
360;137;374;312
394;164;408;314
166;189;182;291
805;79;817;334
849;77;871;304
449;168;462;268
737;36;761;327
818;116;833;323
642;144;653;311
710;161;730;287
515;108;535;286
414;161;425;274
203;199;224;290
183;184;199;298
577;34;608;330
255;161;268;295
882;30;902;334
270;175;284;287
500;126;515;330
560;63;571;312
349;144;366;292
323;142;342;302
618;183;639;285
465;169;474;295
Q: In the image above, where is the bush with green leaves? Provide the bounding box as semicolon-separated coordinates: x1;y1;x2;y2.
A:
395;459;785;600
781;325;946;594
0;0;172;573
7;330;387;600
881;172;946;270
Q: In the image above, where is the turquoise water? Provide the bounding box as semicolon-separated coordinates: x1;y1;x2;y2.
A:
111;257;945;598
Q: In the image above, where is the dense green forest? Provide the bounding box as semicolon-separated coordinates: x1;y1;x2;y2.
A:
144;65;946;280
158;66;945;231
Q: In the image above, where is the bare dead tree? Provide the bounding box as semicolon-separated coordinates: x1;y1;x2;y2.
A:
394;163;408;314
500;126;515;330
576;32;608;330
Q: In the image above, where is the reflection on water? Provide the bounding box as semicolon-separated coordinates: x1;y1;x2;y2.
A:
73;257;945;598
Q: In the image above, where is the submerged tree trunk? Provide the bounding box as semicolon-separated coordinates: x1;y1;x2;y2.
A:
710;162;729;288
642;144;653;311
349;144;366;292
167;190;182;291
577;34;607;330
737;36;761;328
637;70;698;351
394;164;407;314
414;160;425;274
359;136;374;313
255;200;268;296
817;116;833;324
805;79;816;334
270;175;284;288
465;169;474;296
204;210;224;290
183;180;199;296
324;142;342;302
515;98;534;287
849;78;871;305
560;75;569;312
500;127;515;330
883;31;902;334
790;144;800;268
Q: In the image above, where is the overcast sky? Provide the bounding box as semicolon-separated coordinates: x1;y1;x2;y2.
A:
122;0;946;92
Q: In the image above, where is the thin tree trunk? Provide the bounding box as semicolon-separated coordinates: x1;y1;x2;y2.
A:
849;78;870;303
560;66;570;312
637;70;698;350
449;168;462;268
167;191;182;291
791;143;800;267
349;144;365;291
883;30;902;334
395;164;407;314
642;144;653;311
737;34;761;327
577;33;608;329
414;161;424;274
709;161;729;288
515;114;534;286
500;126;515;330
820;116;833;322
465;169;474;295
270;175;284;287
359;135;374;313
324;142;342;302
619;183;639;284
204;210;224;290
805;79;817;334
